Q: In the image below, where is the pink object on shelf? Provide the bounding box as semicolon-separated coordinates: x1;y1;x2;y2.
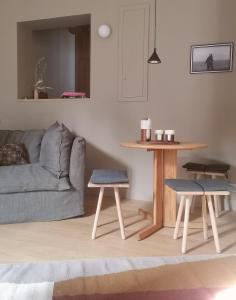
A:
62;91;86;98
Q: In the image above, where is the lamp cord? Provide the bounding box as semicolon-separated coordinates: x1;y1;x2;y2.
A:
154;0;157;48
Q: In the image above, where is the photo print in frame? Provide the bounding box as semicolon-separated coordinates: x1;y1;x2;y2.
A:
190;43;233;74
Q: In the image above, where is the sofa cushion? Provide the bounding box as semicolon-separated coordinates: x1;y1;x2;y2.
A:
0;144;29;166
0;163;71;194
39;123;74;178
3;129;45;163
0;130;10;146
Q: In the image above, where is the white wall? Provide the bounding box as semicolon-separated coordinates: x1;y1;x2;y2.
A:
0;0;236;208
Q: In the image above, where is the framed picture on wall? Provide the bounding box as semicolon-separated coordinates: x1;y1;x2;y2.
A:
190;42;234;74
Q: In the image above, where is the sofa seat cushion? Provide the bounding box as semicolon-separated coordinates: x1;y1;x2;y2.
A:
40;123;74;178
0;163;71;194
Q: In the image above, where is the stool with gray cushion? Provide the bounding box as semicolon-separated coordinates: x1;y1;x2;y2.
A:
165;179;231;254
88;169;129;240
183;162;231;217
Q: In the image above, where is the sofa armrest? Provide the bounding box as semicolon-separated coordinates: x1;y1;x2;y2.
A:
69;136;86;191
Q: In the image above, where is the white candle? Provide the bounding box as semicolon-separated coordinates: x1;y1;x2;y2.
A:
155;129;164;141
141;118;152;129
164;130;175;142
140;118;152;141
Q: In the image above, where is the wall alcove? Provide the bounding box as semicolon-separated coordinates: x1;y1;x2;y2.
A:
17;14;91;100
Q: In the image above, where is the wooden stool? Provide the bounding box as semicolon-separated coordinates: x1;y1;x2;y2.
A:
165;179;230;254
188;171;228;217
88;169;129;240
188;171;229;217
182;163;230;218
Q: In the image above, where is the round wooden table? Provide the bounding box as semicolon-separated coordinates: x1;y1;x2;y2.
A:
121;142;207;240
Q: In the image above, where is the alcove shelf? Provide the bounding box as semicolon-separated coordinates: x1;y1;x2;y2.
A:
17;98;91;102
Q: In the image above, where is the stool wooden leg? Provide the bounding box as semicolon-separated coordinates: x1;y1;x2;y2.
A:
190;174;200;213
91;187;104;240
224;194;231;211
182;196;191;254
190;197;196;214
202;196;208;240
212;175;220;218
207;195;221;253
224;173;231;212
218;193;222;213
214;195;219;218
114;187;126;240
174;195;185;240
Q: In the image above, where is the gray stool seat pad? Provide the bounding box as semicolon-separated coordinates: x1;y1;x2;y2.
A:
182;162;230;173
196;179;231;191
165;179;203;192
90;169;128;184
205;164;230;173
182;163;206;172
165;179;233;192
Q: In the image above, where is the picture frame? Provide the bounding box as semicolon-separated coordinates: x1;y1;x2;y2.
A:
190;42;233;74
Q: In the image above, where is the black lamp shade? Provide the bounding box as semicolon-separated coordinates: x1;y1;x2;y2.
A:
148;48;161;64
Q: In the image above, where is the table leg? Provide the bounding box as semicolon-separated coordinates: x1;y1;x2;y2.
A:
138;150;163;240
163;150;177;227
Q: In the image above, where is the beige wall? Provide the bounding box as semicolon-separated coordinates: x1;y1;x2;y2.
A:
0;0;236;207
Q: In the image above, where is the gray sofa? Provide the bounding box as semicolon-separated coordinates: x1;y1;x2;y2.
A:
0;123;85;224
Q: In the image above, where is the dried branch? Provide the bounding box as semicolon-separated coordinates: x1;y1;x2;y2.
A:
34;57;53;91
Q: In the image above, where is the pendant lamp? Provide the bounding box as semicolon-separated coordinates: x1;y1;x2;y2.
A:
148;0;161;64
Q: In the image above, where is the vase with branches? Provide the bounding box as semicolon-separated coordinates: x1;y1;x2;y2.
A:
34;57;53;99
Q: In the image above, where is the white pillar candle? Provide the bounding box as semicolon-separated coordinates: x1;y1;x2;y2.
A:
140;118;152;141
141;118;152;129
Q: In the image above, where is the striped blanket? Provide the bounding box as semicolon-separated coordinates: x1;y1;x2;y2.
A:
1;256;236;299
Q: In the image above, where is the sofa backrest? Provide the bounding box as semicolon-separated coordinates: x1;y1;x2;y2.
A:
39;123;75;178
0;129;45;163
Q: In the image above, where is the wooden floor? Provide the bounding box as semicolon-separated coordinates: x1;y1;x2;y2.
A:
0;195;236;263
